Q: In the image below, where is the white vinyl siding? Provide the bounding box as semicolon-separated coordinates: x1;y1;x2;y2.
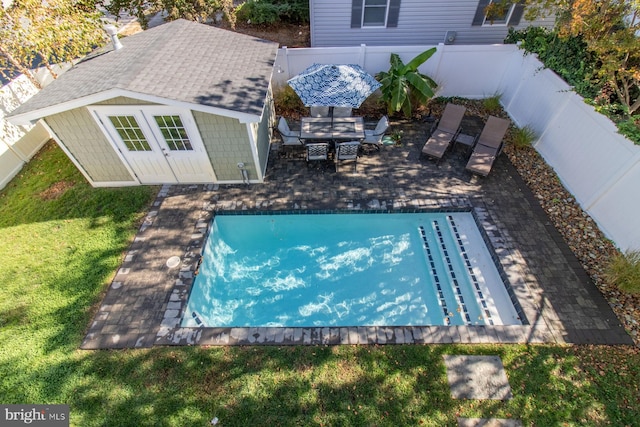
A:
310;0;554;47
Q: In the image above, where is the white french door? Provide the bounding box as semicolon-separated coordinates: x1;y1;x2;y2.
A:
90;106;216;184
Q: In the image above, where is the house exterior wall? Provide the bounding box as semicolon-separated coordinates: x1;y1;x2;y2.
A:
44;108;134;182
192;111;255;182
310;0;555;47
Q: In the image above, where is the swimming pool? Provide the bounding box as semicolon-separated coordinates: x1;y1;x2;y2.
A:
181;211;522;328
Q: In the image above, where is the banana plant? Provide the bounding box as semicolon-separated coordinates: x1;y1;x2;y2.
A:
376;48;438;117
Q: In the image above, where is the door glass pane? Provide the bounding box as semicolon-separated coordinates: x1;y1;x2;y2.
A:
108;116;151;151
154;115;193;151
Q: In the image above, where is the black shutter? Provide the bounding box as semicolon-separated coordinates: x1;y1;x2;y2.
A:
508;2;526;26
387;0;401;28
351;0;363;28
472;0;491;26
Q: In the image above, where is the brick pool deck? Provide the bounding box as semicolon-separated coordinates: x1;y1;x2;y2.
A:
81;120;633;349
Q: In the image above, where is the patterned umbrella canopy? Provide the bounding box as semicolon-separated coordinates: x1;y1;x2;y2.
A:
287;63;381;108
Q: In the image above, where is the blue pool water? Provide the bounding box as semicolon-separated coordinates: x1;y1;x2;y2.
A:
181;212;521;328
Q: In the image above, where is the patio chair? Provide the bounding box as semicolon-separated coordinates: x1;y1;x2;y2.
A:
333;107;352;117
465;115;511;176
361;116;389;150
306;142;330;163
277;117;302;146
421;103;466;164
335;141;360;172
310;106;330;117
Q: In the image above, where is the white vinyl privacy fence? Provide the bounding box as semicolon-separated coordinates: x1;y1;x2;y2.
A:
274;44;640;251
1;74;51;190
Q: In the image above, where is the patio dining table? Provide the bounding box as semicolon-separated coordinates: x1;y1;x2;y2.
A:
300;117;365;142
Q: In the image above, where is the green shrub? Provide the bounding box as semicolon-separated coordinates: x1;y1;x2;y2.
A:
482;93;502;114
506;25;640;146
236;1;282;25
279;0;309;23
615;116;640;143
273;85;305;117
605;250;640;294
235;0;309;25
510;124;538;149
505;27;599;99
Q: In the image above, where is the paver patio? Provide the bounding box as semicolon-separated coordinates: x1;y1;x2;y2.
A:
81;119;633;349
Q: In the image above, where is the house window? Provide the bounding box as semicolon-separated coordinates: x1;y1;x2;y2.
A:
154;115;193;151
483;0;515;25
363;0;388;27
108;116;151;151
351;0;400;29
472;0;525;27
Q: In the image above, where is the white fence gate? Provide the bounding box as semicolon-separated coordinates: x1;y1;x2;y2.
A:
274;44;640;251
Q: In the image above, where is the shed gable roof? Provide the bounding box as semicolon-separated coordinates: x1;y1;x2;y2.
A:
9;19;279;123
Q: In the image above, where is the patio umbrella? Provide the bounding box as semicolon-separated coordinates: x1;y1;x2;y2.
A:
287;63;381;108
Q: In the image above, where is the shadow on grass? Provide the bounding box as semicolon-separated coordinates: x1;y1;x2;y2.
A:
1;339;635;426
2;123;639;426
0;141;157;228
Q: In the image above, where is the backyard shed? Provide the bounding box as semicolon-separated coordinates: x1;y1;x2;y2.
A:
8;19;280;186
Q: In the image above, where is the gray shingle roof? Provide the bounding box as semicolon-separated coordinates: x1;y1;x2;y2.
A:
10;19;279;119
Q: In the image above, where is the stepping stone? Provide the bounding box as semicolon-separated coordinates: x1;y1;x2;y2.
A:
444;355;513;400
458;418;522;427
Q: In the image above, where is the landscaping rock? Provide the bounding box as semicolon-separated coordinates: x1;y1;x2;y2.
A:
503;143;640;346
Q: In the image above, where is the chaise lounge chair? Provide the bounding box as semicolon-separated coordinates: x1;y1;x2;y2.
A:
421;103;466;164
465;115;510;176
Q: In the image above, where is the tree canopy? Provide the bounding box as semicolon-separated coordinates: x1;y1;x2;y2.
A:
522;0;640;116
100;0;235;29
0;0;105;87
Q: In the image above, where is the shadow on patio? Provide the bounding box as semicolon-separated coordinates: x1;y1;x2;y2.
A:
81;118;633;349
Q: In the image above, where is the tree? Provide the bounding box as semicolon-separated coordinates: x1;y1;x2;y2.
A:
523;0;640;116
567;0;640;115
101;0;236;29
0;0;105;87
376;48;438;118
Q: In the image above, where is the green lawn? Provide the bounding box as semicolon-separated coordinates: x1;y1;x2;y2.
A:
1;142;639;426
